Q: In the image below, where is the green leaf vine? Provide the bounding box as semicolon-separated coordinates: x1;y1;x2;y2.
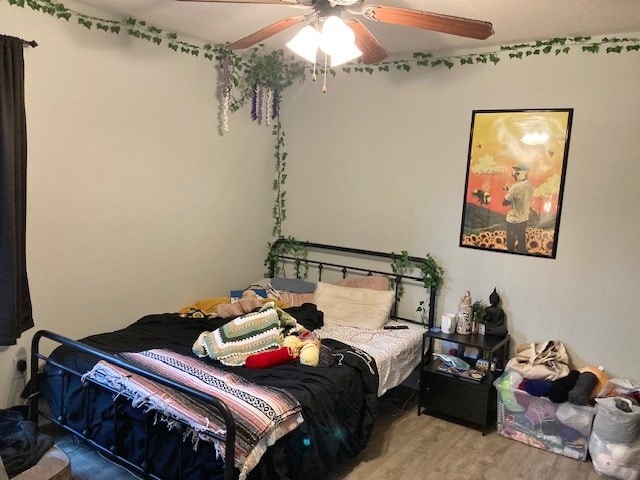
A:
264;236;309;279
331;35;640;74
271;117;287;238
215;46;305;114
11;0;639;80
390;250;444;319
213;48;303;238
9;0;640;239
390;250;444;299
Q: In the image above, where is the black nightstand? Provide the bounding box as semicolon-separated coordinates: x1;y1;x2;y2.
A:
418;330;510;435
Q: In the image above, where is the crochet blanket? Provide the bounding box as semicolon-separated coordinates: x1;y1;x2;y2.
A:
193;302;298;366
83;349;303;480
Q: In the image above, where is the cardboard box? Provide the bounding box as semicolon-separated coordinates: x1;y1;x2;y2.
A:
494;373;596;461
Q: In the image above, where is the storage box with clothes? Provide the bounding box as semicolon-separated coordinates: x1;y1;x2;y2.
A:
495;370;596;460
495;340;604;461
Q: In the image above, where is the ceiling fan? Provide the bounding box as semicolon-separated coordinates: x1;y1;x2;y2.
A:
176;0;494;65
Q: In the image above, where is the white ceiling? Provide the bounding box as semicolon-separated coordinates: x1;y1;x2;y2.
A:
74;0;640;57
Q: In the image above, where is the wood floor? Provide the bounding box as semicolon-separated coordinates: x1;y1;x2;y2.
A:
42;388;603;480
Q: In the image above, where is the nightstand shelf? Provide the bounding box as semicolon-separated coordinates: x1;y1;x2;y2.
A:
418;330;510;435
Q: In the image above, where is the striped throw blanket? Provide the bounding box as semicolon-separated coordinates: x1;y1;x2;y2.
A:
82;349;303;480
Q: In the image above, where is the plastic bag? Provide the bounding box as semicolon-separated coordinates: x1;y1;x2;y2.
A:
599;378;640;402
590;432;640;480
589;396;640;480
556;402;594;437
593;397;640;444
432;353;470;370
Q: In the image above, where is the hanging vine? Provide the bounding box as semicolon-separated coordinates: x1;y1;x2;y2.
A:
212;47;303;237
214;46;305;121
271;117;287;238
264;236;309;278
390;250;444;317
9;0;640;84
8;0;640;239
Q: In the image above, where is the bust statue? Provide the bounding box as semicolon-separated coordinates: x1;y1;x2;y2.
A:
483;288;507;337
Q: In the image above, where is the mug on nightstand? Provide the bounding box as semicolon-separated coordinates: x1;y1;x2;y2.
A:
440;313;457;334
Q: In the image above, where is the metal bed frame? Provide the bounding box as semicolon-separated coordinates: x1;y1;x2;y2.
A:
28;240;439;480
268;240;438;326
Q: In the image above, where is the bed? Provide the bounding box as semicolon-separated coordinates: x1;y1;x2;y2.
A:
28;240;439;480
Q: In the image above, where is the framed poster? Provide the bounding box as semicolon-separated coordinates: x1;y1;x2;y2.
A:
459;109;573;258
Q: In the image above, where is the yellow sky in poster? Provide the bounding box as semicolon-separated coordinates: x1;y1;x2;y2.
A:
470;111;570;197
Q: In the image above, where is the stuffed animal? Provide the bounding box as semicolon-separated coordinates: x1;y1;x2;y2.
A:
215;290;264;318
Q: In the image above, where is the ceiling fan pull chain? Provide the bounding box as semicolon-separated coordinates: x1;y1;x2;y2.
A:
312;16;319;83
322;53;328;93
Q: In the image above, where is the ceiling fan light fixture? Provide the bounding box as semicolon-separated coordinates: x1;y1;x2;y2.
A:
286;15;363;66
319;16;362;66
329;42;362;67
286;25;320;63
319;16;354;52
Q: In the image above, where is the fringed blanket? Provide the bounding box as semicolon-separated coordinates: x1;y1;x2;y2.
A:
82;349;303;480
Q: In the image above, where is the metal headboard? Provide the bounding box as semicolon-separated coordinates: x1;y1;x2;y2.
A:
267;239;438;327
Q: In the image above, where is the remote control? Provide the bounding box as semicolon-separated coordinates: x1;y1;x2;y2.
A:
383;325;409;330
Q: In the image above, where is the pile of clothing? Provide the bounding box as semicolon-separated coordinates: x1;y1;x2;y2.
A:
0;408;53;478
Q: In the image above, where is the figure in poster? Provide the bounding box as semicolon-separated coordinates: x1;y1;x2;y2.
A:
502;162;534;253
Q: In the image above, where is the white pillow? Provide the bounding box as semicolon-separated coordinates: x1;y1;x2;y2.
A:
313;282;395;330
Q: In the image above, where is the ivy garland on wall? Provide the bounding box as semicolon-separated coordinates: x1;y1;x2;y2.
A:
8;0;640;237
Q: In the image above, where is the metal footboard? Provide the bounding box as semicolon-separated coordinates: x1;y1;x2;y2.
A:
29;330;238;480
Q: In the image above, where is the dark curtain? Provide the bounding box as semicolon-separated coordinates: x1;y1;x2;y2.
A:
0;35;33;345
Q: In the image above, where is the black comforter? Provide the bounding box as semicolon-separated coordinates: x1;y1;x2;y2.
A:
42;310;378;480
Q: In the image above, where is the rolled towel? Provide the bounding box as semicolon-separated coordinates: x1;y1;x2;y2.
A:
568;371;599;405
246;347;295;369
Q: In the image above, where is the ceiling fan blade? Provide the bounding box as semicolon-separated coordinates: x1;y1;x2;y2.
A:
345;19;389;64
176;0;298;5
363;5;494;40
227;17;305;49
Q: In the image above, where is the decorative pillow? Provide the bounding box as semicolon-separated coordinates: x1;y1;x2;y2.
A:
334;275;390;291
313;282;395;330
270;277;316;294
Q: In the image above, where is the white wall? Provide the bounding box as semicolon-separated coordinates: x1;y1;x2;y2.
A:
2;2;638;409
0;3;275;407
281;43;640;379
